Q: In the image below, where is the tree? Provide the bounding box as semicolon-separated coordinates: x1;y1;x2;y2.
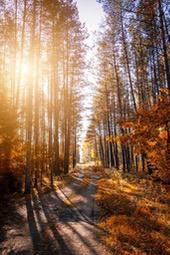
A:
87;0;170;180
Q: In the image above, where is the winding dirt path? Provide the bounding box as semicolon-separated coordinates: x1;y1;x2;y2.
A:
0;166;112;255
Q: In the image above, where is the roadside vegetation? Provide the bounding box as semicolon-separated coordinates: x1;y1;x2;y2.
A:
96;169;170;255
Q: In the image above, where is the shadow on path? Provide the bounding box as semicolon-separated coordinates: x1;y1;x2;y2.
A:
24;170;113;255
25;194;46;254
37;191;75;255
37;190;110;255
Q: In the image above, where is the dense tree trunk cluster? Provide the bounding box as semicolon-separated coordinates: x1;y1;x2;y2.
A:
0;0;86;193
85;0;170;180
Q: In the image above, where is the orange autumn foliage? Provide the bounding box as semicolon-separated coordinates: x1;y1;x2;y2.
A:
96;173;170;255
121;93;170;180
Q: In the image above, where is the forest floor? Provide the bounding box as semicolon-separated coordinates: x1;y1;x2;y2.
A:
0;165;170;255
0;165;112;255
96;168;170;255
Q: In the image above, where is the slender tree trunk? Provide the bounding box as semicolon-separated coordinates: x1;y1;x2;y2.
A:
120;10;137;112
25;0;36;194
16;0;27;107
34;2;42;188
158;0;170;90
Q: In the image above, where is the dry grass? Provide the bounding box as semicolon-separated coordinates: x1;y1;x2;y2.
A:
96;171;170;255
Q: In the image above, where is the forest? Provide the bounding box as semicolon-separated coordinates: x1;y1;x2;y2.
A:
0;0;170;254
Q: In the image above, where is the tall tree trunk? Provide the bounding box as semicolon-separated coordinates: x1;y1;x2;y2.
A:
120;9;137;112
34;1;42;188
158;0;170;90
25;0;36;194
16;0;27;107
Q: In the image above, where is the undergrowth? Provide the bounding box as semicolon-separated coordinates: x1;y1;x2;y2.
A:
96;171;170;255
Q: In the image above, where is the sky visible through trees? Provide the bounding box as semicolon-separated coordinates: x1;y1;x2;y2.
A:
0;1;170;254
0;0;169;201
77;0;104;154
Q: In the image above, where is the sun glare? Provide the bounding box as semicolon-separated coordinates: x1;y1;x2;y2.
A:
21;63;30;75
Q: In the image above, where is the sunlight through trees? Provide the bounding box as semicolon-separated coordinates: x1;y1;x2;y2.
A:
0;0;86;193
85;0;170;182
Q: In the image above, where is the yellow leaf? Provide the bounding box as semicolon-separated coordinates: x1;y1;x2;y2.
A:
147;140;157;147
159;130;167;139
